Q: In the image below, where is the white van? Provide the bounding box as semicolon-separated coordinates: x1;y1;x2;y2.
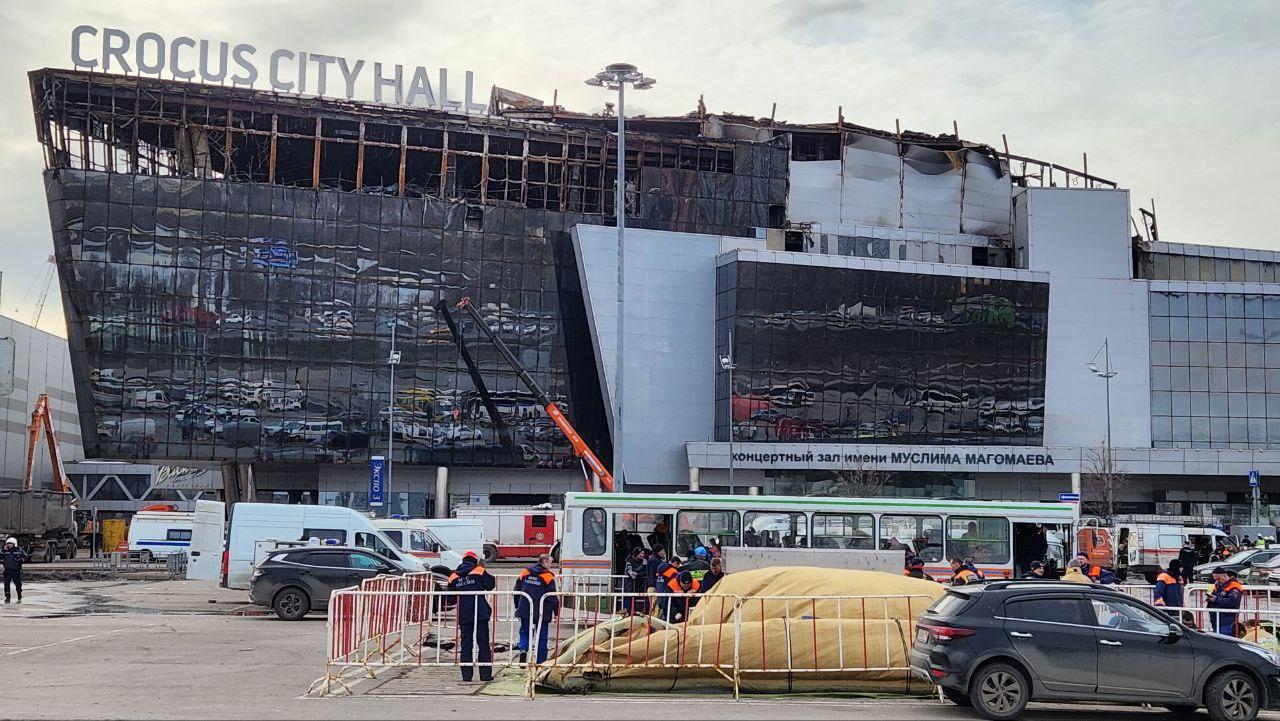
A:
127;511;195;561
373;517;485;573
289;420;343;441
221;503;423;590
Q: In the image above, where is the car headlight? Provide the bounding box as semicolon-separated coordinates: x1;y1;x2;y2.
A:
1239;643;1280;667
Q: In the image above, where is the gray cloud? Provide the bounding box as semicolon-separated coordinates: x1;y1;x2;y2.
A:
0;0;1277;336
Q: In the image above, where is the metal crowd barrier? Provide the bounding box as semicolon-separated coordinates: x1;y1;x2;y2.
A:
1115;583;1280;613
310;579;933;699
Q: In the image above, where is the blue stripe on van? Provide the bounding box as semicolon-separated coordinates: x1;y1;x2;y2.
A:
135;540;192;547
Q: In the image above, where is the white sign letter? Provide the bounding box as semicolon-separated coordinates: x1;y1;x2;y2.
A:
230;43;257;86
71;25;98;70
406;66;436;107
310;54;336;97
134;32;166;75
374;63;403;104
269;49;295;92
169;37;196;80
102;28;132;73
198;39;228;83
337;58;364;100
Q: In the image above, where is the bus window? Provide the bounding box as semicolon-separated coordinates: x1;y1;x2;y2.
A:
583;508;608;556
879;515;943;562
812;513;874;550
676;510;740;557
743;511;807;548
946;517;1010;564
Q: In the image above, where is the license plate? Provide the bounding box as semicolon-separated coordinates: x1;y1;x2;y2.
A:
916;628;929;644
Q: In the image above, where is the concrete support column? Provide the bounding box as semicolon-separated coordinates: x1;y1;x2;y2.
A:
747;486;760;496
1071;472;1082;498
434;466;449;518
688;467;700;492
240;463;256;500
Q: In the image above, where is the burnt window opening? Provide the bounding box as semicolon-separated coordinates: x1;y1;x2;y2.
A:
322;119;360;141
454;155;483;201
784;230;806;252
464;204;484;231
361;145;402;194
274;136;315;188
318;141;360;191
767;204;786;229
791;132;841;162
404;150;443;198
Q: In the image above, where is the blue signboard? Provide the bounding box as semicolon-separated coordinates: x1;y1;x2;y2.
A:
1058;492;1080;503
250;238;298;269
369;455;386;507
1250;469;1260;487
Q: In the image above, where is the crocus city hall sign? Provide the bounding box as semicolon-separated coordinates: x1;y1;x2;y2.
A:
70;26;487;113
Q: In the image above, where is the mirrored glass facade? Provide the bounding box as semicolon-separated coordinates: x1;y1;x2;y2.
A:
34;70;788;468
715;261;1049;445
1149;290;1280;448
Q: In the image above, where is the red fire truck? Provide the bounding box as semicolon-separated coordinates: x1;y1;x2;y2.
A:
453;504;563;563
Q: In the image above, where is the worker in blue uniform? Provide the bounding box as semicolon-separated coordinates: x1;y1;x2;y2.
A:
515;553;560;664
447;550;497;681
622;546;650;615
1207;566;1245;637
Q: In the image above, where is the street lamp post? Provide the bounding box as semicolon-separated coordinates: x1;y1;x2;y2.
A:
1087;338;1118;451
386;318;401;517
585;63;656;492
719;326;736;495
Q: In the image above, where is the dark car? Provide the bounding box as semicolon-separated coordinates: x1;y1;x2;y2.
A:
910;580;1280;721
312;429;371;451
249;546;409;620
1194;548;1280;582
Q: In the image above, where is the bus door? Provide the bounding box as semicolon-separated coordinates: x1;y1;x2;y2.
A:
1012;522;1070;577
610;512;672;577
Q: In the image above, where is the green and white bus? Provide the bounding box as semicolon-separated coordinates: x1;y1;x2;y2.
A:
559;491;1079;582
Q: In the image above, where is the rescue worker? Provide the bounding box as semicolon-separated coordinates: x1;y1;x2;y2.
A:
1062;558;1092;585
2;537;26;603
622;546;650;615
1178;543;1199;584
1153;560;1184;609
699;556;725;594
514;553;560;664
446;550;496;682
1022;560;1046;580
645;546;668;595
949;557;980;586
663;569;700;622
683;547;711;581
1074;552;1116;584
963;558;986;582
1207;567;1244;637
904;556;934;581
648;521;670;552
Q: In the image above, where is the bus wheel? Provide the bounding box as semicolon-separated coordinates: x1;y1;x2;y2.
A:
483;544;498;564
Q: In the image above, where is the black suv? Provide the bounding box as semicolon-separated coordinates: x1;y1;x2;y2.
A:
249;546;410;620
910;580;1280;721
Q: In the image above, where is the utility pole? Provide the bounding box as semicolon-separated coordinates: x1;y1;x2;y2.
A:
386;318;400;517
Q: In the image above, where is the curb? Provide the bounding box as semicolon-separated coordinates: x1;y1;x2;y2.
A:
222;605;272;617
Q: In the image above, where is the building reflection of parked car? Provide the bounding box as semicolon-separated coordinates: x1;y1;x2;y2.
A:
219;419;263;447
289;420;343;442
312;429;371;451
265;420;304;441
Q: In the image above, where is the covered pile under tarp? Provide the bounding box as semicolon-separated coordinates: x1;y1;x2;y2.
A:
536;567;945;694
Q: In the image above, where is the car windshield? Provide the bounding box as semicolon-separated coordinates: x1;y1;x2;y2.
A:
1220;549;1257;564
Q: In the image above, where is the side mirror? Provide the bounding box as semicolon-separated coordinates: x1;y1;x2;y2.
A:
1165;623;1184;641
430;542;442;553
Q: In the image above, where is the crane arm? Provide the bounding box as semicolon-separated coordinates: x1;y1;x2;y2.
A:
450;297;614;492
23;393;71;493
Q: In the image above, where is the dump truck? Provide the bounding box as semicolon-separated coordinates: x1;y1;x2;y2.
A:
0;489;78;562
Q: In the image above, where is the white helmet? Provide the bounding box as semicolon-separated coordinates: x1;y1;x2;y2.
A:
4;538;15;546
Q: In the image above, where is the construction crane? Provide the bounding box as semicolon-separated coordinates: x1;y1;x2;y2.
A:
12;255;57;328
437;298;614;492
23;393;72;493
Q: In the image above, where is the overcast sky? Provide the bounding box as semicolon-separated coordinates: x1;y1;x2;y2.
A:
1;0;1277;336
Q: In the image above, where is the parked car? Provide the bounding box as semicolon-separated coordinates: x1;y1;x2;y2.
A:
910;579;1280;721
1193;548;1280;582
248;546;411;620
312;429;371;451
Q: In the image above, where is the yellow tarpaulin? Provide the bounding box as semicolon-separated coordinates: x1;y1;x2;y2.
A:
537;567;946;694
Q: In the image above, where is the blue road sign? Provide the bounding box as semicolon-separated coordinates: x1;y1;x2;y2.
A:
1250;469;1260;487
1059;492;1081;503
369;455;386;506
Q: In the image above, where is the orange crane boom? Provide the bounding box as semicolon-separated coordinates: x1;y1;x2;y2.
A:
23;393;71;493
440;298;614;492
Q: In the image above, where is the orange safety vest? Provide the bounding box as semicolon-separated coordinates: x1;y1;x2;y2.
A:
952;568;977;585
1085;563;1102;580
1219;580;1245;594
659;565;679;584
519;568;556;586
447;565;487;583
666;576;701;594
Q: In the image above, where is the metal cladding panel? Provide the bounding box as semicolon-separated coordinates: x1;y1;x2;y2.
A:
838;135;901;228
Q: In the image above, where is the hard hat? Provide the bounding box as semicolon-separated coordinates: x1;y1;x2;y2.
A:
463;550;479;561
4;537;15;546
694;546;708;558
